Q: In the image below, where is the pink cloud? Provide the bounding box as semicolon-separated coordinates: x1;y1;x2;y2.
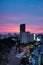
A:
26;24;43;33
0;14;43;34
0;24;43;33
0;24;19;33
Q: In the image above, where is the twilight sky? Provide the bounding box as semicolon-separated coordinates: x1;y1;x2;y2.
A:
0;0;43;34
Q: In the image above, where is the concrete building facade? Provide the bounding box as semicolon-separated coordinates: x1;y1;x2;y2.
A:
20;32;30;44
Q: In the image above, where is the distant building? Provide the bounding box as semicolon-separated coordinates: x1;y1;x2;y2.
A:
0;34;2;39
36;34;42;42
20;32;30;44
41;34;43;62
33;42;43;65
30;34;34;42
20;24;25;44
41;35;43;43
33;34;37;41
30;34;37;42
20;24;25;33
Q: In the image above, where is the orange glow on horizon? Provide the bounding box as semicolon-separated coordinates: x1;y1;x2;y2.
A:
0;26;43;34
0;24;43;34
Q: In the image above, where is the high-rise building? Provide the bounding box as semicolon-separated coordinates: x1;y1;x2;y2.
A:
20;24;25;33
20;32;30;44
20;24;30;44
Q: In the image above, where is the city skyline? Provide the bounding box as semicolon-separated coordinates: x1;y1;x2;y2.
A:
0;0;43;34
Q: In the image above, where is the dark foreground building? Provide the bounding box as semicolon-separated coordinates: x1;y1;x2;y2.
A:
20;24;25;33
